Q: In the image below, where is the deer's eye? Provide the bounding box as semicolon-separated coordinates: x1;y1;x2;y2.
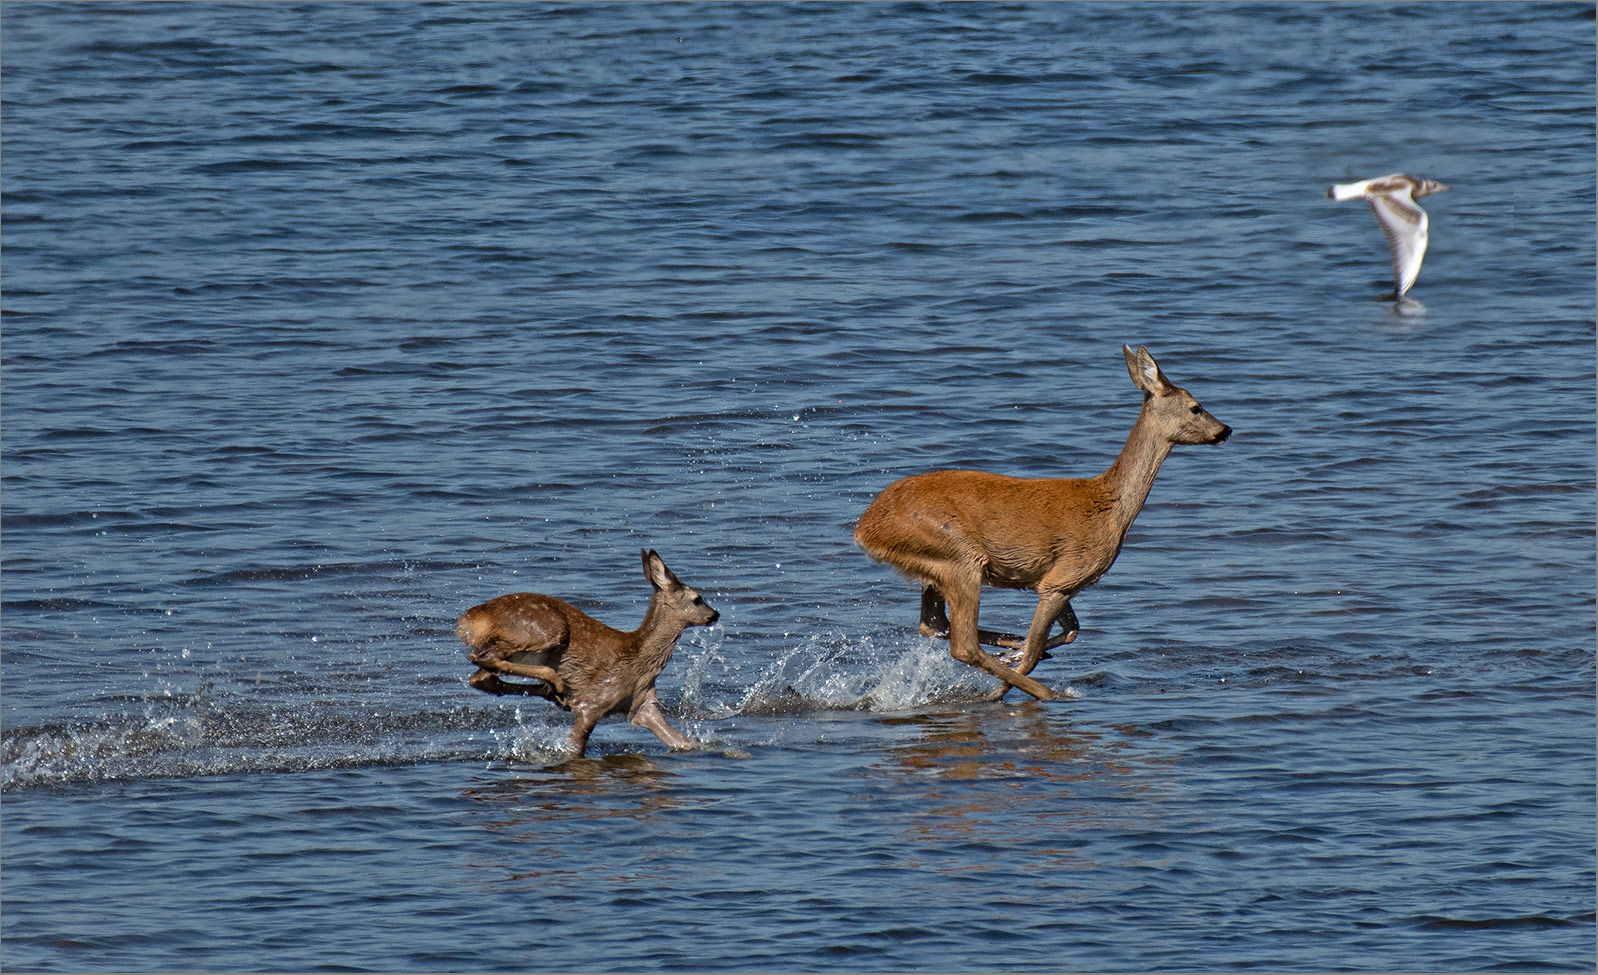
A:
1189;404;1203;415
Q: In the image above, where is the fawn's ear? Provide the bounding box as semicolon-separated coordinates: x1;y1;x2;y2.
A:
1122;344;1173;397
642;549;677;591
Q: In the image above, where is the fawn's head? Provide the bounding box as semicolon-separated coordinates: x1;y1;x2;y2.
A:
642;549;720;626
1122;344;1231;446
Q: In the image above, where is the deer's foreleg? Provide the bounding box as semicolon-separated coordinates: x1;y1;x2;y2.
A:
991;592;1076;700
1046;601;1080;650
565;705;601;758
630;691;697;751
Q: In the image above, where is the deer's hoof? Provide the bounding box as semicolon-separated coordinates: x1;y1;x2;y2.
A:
1023;682;1069;703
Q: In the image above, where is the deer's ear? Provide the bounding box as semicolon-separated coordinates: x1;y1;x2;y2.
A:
642;549;677;591
1123;345;1171;396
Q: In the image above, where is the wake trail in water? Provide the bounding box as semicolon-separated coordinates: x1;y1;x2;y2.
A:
0;631;1030;789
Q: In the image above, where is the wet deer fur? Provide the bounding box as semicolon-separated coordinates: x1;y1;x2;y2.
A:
853;345;1230;702
457;549;719;756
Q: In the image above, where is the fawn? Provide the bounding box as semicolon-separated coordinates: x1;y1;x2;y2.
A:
458;549;719;757
854;345;1230;702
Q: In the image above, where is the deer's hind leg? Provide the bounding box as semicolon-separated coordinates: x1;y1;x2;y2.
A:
461;598;571;697
468;669;563;703
467;647;567;696
919;586;951;637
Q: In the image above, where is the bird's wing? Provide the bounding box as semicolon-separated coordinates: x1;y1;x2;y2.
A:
1328;178;1373;202
1367;191;1430;297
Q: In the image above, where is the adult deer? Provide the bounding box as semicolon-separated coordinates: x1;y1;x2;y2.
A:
457;549;719;757
853;345;1230;702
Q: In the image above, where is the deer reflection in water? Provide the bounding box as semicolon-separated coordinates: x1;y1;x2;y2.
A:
871;708;1178;872
457;753;692;884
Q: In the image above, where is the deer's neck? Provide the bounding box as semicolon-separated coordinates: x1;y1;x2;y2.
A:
1096;402;1174;535
633;600;685;669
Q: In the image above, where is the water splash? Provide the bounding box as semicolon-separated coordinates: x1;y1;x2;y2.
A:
678;629;998;719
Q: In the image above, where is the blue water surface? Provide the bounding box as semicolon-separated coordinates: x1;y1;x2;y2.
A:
3;2;1594;971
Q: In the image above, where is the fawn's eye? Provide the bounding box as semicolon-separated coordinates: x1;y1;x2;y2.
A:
691;595;704;605
1189;404;1203;415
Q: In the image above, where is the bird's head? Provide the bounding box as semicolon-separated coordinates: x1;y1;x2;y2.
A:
1413;177;1450;198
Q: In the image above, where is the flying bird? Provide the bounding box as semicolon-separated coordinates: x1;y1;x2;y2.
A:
1327;173;1450;299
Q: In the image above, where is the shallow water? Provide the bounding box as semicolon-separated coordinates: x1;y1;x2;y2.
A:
2;2;1594;971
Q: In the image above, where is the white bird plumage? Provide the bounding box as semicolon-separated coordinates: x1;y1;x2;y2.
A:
1327;173;1450;299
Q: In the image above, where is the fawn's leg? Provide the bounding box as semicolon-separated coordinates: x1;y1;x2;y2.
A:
489;660;565;691
566;706;601;758
468;650;566;694
467;669;562;703
630;692;696;751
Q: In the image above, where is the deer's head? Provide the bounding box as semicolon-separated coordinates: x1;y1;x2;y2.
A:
1123;344;1231;446
642;549;720;627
